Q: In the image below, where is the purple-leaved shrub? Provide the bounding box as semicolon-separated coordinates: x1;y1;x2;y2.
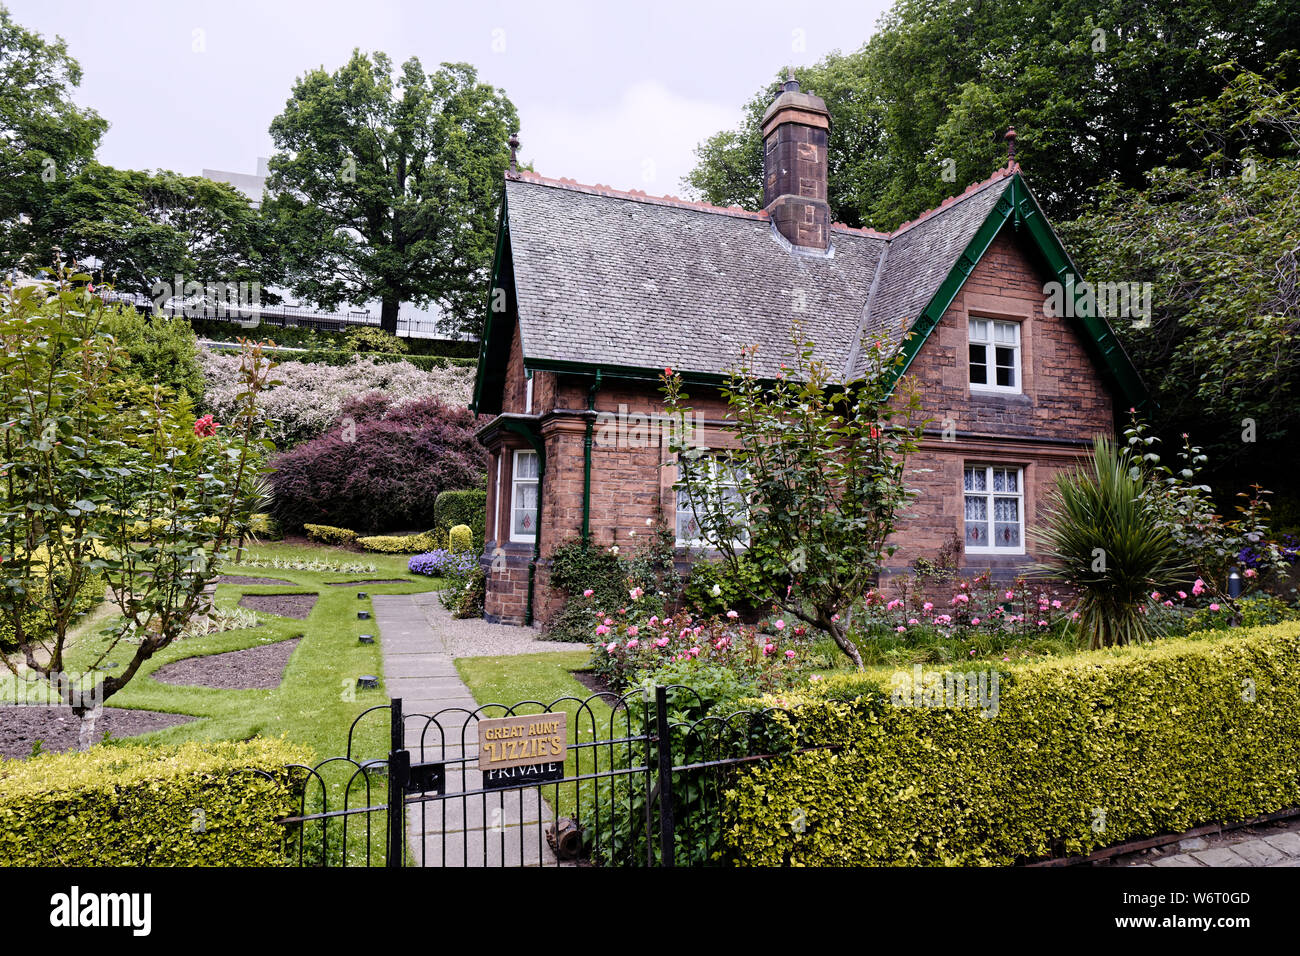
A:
270;396;485;533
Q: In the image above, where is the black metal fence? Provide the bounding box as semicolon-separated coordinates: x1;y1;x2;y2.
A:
274;688;831;868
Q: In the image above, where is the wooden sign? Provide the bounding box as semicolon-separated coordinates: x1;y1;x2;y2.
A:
477;713;567;770
478;714;567;791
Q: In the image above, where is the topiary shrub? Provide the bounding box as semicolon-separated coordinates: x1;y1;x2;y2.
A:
448;524;473;553
343;326;408;354
0;738;311;866
303;523;358;546
270;396;485;532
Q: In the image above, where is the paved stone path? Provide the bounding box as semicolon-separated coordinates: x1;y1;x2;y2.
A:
372;591;576;867
1114;819;1300;867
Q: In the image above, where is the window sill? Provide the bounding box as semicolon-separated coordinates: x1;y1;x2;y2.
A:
968;388;1031;405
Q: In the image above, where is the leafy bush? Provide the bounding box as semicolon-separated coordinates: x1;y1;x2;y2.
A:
304;524;358;546
409;549;477;578
1035;436;1183;648
343;326;407;354
102;306;205;401
448;524;473;553
441;566;486;618
190;318;479;357
356;531;440;554
250;512;282;540
727;622;1300;866
0;738;310;866
200;350;475;448
270;396;485;533
434;489;487;545
682;542;792;618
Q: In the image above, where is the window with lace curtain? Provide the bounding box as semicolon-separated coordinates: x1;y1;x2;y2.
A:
964;464;1024;554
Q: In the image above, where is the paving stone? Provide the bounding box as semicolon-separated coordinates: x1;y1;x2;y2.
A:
414;823;560;868
1261;832;1300;857
1151;854;1204;867
1231;839;1287;866
1190;847;1251;867
1177;837;1209;852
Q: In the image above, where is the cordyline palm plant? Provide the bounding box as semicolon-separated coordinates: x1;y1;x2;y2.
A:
1034;436;1185;649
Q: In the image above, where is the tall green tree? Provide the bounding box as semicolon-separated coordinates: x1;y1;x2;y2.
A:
0;5;107;266
263;52;518;336
43;164;270;298
685;0;1299;231
1062;61;1300;500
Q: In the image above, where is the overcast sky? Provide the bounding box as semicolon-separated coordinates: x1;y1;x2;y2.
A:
8;0;891;195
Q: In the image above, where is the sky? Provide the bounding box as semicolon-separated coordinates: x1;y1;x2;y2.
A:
7;0;891;195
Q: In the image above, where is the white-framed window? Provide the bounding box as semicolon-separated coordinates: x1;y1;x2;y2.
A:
510;449;539;543
964;464;1024;554
968;317;1021;392
676;453;748;548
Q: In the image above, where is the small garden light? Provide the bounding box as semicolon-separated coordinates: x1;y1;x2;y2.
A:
357;592;368;599
1228;570;1242;599
358;634;375;644
356;675;379;689
358;610;371;620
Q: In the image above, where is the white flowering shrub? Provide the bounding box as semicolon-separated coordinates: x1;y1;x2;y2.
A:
199;350;475;448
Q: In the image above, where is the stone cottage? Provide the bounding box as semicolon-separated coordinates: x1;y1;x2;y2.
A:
470;77;1147;626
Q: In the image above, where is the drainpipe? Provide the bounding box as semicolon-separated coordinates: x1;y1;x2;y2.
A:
582;370;603;544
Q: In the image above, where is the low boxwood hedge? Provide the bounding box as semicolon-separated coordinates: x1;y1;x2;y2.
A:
0;738;311;866
727;622;1300;866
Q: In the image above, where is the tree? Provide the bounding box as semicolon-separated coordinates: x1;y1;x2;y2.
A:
0;272;275;748
263;52;518;336
664;331;926;669
0;6;107;266
684;0;1299;230
42;164;271;298
1061;61;1300;499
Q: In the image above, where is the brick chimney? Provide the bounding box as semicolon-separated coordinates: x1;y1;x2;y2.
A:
761;72;832;251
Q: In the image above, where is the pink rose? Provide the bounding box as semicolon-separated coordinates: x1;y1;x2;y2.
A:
774;620;785;630
583;589;594;598
1209;603;1221;611
627;638;639;648
726;610;739;619
1245;568;1257;578
1177;591;1187;600
922;602;934;612
626;626;639;637
763;643;776;656
895;626;906;633
1192;578;1205;596
785;650;796;659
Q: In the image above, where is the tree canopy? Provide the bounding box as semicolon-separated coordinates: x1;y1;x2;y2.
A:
262;51;518;335
685;0;1299;231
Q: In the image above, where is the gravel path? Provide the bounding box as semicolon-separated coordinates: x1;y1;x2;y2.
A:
410;591;582;658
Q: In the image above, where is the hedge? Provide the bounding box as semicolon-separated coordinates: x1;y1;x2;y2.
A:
726;622;1300;866
202;341;475;370
357;530;443;553
0;738;311;866
304;523;357;546
434;489;486;546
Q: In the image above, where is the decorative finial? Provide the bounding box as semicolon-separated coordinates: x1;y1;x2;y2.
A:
1005;127;1017;165
508;132;520;173
782;68;800;93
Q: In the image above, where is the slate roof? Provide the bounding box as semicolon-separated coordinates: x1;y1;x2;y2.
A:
497;167;1018;384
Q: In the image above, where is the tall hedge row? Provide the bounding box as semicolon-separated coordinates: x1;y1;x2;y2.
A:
726;623;1300;866
0;738;311;866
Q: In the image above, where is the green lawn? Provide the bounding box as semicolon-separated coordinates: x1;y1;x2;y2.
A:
6;540;445;864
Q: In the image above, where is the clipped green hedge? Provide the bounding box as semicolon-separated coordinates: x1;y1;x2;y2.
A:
727;622;1300;866
434;489;486;547
356;530;442;554
0;738;311;866
303;523;357;546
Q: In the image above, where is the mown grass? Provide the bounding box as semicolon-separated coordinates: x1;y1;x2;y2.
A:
5;540;445;864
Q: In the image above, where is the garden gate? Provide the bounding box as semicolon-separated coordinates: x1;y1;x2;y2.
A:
274;688;830;867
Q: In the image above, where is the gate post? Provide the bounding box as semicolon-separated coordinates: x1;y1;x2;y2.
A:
655;685;674;867
387;697;408;869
